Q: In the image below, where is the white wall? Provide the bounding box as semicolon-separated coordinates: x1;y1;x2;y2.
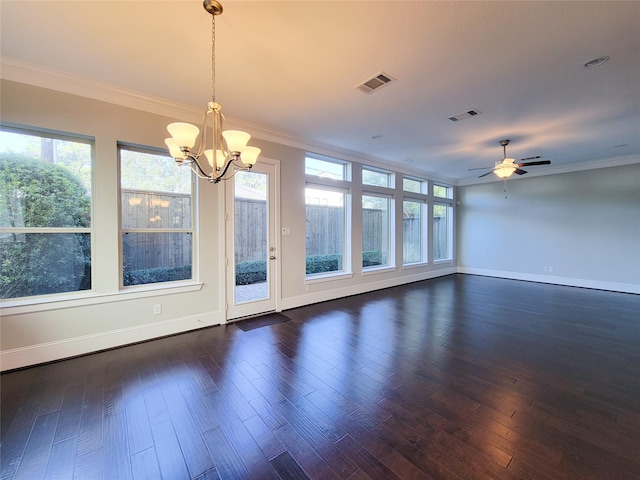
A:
457;163;640;293
0;80;454;370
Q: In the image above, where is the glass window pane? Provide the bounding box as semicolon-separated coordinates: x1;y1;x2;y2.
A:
363;167;391;187
120;146;193;287
1;128;93;300
122;232;192;286
0;132;92;229
434;184;452;198
121;191;192;229
120;149;191;194
403;200;423;264
362;195;390;268
403;177;422;193
433;204;452;260
306;187;345;275
305;157;346;181
234;170;268;303
1;233;91;298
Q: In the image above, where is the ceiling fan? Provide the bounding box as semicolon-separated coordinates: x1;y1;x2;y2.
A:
469;139;551;178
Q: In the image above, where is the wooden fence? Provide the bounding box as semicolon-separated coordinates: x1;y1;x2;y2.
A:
121;191;447;269
121;190;192;271
234;198;267;262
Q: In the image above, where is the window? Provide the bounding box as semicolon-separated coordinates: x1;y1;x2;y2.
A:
119;145;194;287
403;200;427;265
0;127;93;299
305;186;349;276
434;183;453;199
362;194;393;269
433;203;453;261
305;156;349;181
363;166;393;188
403;176;427;194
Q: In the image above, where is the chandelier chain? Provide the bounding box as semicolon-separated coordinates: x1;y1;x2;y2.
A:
211;13;216;102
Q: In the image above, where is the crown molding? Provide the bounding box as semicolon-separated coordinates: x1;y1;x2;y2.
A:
1;57;450;180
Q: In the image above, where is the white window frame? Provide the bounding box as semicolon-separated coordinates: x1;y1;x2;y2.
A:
363;165;395;188
402;198;429;266
433;201;454;262
118;143;196;290
361;191;395;273
403;175;428;195
305;154;352;182
0;124;94;303
305;153;353;282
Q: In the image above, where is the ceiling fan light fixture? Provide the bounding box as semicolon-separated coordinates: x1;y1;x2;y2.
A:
494;165;516;179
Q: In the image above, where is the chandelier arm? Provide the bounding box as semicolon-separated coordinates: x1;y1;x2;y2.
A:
214;155;251;182
218;110;230;158
185;161;212;181
212;163;250;183
215;156;237;181
190;156;214;178
190;109;209;160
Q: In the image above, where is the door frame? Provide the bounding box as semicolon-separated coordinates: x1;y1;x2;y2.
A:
224;158;280;321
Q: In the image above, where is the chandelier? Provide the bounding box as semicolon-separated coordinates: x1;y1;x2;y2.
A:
164;0;260;183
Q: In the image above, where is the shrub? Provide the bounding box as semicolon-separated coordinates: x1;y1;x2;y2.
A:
1;155;91;298
123;265;192;286
305;254;342;275
362;250;383;267
236;260;267;285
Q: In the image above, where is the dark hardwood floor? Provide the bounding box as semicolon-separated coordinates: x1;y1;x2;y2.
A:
1;274;639;479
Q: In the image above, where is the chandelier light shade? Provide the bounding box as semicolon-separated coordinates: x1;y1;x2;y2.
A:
164;0;260;183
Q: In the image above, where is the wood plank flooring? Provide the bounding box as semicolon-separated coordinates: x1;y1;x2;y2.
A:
1;274;639;479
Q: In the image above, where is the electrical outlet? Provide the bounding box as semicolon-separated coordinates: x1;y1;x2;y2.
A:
153;304;162;315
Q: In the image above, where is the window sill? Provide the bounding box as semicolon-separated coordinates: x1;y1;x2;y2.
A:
402;262;429;270
1;282;204;316
362;266;397;276
305;272;354;284
433;259;454;265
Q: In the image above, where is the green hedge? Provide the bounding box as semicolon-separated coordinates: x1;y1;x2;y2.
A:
124;265;192;286
305;254;342;275
236;260;267;285
123;251;384;287
1;155;92;299
362;250;383;267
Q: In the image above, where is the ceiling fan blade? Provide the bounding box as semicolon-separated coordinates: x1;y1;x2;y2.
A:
468;166;494;171
518;155;541;162
514;168;527;175
477;171;494;178
517;160;551;167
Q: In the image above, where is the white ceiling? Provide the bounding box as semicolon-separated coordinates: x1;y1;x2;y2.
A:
1;1;639;182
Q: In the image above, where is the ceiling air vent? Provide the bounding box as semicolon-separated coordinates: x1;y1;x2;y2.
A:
355;72;396;94
448;109;481;122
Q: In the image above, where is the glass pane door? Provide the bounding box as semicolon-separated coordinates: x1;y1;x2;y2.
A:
226;162;278;320
234;170;268;303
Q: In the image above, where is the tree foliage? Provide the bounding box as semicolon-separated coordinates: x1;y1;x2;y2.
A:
0;154;91;298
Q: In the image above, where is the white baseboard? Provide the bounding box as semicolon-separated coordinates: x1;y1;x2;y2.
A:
1;311;223;371
280;267;457;310
457;267;640;294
